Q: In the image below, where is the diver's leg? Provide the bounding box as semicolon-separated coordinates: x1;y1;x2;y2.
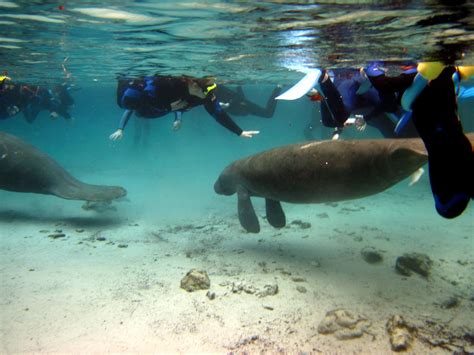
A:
411;66;473;218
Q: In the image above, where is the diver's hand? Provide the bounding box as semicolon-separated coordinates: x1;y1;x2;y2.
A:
354;116;366;131
240;130;260;138
170;99;187;111
172;119;182;131
109;129;124;141
7;105;19;116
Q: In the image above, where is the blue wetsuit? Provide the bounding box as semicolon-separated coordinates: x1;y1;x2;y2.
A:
317;69;407;138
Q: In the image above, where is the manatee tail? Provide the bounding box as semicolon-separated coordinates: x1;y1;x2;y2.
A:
51;175;127;202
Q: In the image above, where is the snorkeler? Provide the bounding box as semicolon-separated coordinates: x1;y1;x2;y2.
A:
215;85;282;118
401;62;473;219
22;83;75;123
109;75;260;141
0;75;21;119
0;76;74;122
302;68;408;140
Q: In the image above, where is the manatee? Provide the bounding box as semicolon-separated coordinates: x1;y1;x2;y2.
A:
0;131;126;201
214;137;433;233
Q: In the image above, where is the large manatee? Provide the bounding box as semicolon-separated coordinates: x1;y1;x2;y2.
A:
215;137;434;233
0;131;126;202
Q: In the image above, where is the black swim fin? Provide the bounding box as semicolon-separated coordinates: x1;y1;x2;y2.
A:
237;186;260;233
265;198;286;228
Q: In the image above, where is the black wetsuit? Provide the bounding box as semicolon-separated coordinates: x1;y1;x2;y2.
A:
215;85;282;118
22;84;74;123
117;76;243;136
0;82;22;120
410;66;473;218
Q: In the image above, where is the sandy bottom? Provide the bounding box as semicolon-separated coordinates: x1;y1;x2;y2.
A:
0;169;473;354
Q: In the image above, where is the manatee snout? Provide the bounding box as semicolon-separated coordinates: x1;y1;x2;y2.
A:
214;168;236;196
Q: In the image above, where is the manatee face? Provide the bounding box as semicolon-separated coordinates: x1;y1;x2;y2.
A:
214;165;237;196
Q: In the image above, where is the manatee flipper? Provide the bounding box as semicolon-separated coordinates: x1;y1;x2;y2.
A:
237;186;260;233
265;198;286;228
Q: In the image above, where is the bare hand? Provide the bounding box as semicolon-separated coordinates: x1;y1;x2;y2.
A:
7;105;19;116
240;130;260;138
109;129;123;141
172;119;182;131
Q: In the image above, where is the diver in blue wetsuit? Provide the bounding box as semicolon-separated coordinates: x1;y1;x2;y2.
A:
305;68;410;140
109;75;259;140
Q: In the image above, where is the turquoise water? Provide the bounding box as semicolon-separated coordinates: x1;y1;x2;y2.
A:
1;1;473;353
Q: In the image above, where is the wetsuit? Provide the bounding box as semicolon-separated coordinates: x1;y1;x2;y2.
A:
215;85;282;118
0;81;22;120
316;69;405;138
117;76;243;136
410;66;473;218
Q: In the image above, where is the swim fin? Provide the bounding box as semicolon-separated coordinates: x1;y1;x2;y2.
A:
458;86;474;99
401;73;428;111
276;69;322;100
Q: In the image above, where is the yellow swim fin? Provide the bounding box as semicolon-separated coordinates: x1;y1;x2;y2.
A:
417;62;445;80
457;66;474;80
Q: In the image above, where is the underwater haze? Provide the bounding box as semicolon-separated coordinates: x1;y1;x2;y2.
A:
0;1;473;354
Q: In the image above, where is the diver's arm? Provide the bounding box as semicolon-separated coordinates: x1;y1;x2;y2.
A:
109;109;133;140
204;96;243;136
118;109;133;130
173;111;183;131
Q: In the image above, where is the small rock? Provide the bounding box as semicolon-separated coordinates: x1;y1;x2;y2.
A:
262;304;274;310
206;291;216;300
96;236;106;241
48;233;66;239
75;229;84;233
117;244;128;248
395;252;432;277
291;277;306;282
318;309;371;340
258;283;278;297
296;286;307;293
361;247;383;264
386;314;414;351
440;296;459;309
290;220;311;229
180;269;210;292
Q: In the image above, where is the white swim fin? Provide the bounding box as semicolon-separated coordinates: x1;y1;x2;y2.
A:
276;69;322;100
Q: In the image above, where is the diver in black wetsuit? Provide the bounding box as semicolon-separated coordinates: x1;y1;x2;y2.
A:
406;64;473;219
366;62;473;218
22;84;74;123
215;85;282;118
0;77;74;123
109;75;259;140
